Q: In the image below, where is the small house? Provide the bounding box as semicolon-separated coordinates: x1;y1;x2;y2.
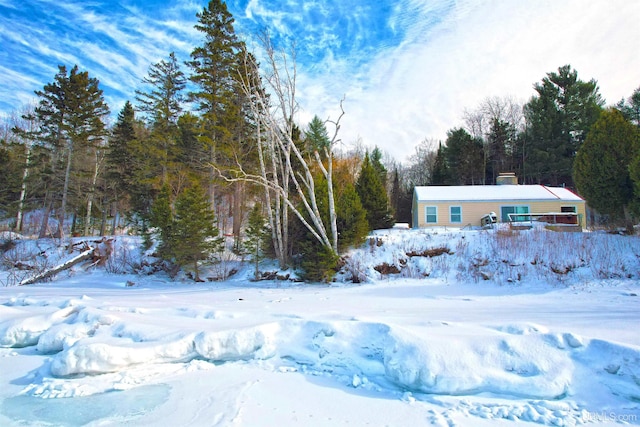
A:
412;173;586;230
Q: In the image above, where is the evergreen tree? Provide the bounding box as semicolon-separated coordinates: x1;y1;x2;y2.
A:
105;101;137;232
486;118;517;183
431;142;451;185
574;108;639;221
187;0;244;209
616;86;640;128
336;180;369;252
444;128;484;185
370;146;388;189
524;65;604;186
176;112;208;186
243;203;269;280
149;184;173;254
305;115;330;154
171;184;224;282
298;239;340;283
136;52;186;127
136;52;187;186
34;65;109;238
0;140;22;216
356;153;393;230
151;184;224;281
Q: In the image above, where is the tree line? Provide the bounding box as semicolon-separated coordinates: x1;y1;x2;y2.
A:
1;0;639;280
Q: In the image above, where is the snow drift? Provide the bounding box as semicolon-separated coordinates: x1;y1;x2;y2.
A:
1;228;639;426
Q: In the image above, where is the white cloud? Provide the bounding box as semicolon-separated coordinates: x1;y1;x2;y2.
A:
293;0;640;161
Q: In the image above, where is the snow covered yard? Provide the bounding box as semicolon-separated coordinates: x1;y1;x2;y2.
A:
0;228;639;426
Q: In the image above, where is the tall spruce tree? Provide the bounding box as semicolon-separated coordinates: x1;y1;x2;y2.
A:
444;128;484;185
105;101;137;232
524;65;604;186
136;52;187;186
187;0;244;210
370;146;388;189
431;142;451;185
574;108;639;222
356;153;393;230
34;65;109;238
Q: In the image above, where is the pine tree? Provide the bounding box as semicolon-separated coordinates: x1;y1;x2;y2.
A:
486;118;516;183
151;184;224;281
34;65;109;238
616;86;640;128
136;52;187;186
336;181;369;252
243;203;269;280
136;52;186;127
171;184;224;281
105;101;137;232
149;184;173;254
524;65;604;186
187;0;244;209
431;142;451;185
574;108;639;222
356;153;393;230
370;146;388;189
298;239;340;283
444;128;484;185
305;115;331;154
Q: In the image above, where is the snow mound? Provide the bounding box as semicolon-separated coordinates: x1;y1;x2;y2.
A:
3;303;639;411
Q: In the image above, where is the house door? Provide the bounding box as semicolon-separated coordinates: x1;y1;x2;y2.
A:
500;206;529;222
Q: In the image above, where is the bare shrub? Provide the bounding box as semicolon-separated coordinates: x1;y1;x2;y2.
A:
1;240;55;286
406;246;451;257
104;240;136;274
343;255;368;283
207;250;239;281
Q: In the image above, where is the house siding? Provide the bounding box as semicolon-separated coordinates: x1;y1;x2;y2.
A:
413;200;586;229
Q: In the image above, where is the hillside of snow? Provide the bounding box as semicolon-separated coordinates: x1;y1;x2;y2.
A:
0;227;639;426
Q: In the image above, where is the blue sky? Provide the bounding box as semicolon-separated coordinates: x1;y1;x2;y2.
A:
1;0;639;160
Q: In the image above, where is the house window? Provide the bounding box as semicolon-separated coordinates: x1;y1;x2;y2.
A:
501;206;529;222
561;206;576;213
450;206;462;223
425;206;437;224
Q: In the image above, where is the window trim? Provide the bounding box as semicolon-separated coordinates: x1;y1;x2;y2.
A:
425;206;438;224
449;206;462;224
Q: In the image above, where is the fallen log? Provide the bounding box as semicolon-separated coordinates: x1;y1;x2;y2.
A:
19;247;96;286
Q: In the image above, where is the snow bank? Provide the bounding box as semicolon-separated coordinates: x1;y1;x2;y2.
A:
4;304;639;407
383;326;573;399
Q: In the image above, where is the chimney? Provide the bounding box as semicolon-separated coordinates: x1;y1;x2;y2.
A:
496;172;517;185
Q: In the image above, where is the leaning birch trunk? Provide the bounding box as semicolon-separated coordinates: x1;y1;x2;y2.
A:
314;148;338;252
19;245;95;286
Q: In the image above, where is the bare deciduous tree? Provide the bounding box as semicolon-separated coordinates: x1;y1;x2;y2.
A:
224;36;343;268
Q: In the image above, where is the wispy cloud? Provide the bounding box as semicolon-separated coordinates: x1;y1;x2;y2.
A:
0;0;201;115
1;0;638;162
273;0;640;159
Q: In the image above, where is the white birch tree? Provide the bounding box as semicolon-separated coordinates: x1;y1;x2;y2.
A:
228;37;344;268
